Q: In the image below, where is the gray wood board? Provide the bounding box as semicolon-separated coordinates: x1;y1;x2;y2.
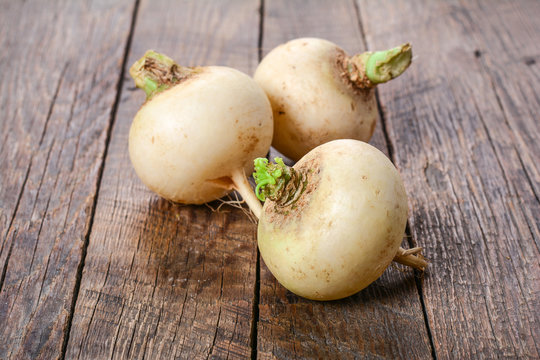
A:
65;1;262;359
257;1;433;359
0;0;136;358
358;0;540;358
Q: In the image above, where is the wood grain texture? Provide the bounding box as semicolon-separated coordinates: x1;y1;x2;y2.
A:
1;1;537;358
358;0;540;358
258;1;433;358
0;0;136;358
65;1;262;358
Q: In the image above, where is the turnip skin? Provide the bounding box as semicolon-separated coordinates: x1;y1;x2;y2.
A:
256;140;410;300
128;52;273;209
254;38;411;161
255;38;377;161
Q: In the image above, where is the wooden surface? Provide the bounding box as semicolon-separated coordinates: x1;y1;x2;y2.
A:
65;1;261;359
0;0;538;359
259;1;432;359
0;1;135;358
359;0;540;358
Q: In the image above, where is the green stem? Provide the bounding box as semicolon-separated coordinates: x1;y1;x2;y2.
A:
346;43;412;89
129;50;197;99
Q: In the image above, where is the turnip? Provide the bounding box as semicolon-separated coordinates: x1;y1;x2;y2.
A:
128;51;273;217
254;38;412;161
253;139;426;300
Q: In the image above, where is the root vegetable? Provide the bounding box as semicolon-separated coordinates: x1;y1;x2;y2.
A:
252;139;426;301
254;38;412;161
128;51;273;216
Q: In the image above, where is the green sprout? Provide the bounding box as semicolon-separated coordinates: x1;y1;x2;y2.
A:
253;157;291;201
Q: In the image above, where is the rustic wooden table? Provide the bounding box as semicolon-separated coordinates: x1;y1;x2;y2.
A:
1;0;539;359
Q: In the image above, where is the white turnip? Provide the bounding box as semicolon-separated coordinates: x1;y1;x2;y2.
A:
254;38;412;161
253;139;426;300
128;51;273;217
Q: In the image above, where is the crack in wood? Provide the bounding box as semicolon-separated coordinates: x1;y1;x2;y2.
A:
0;230;18;295
0;159;30;292
38;63;69;148
169;289;189;357
126;303;143;358
5;276;24;321
67;88;81;174
109;291;129;359
35;251;52;308
207;306;222;359
28;141;56;273
141;299;164;360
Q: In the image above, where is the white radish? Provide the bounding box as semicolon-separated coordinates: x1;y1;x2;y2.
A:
252;139;426;300
128;51;273;216
254;38;412;161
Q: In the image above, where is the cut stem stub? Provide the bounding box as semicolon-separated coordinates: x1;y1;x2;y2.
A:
129;50;198;99
345;43;412;89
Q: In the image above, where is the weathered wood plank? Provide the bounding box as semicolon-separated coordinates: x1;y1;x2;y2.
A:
0;0;136;358
65;1;262;359
465;0;540;240
358;0;540;358
258;1;433;358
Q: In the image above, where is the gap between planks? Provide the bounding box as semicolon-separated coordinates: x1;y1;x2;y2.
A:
250;2;265;359
59;1;142;359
